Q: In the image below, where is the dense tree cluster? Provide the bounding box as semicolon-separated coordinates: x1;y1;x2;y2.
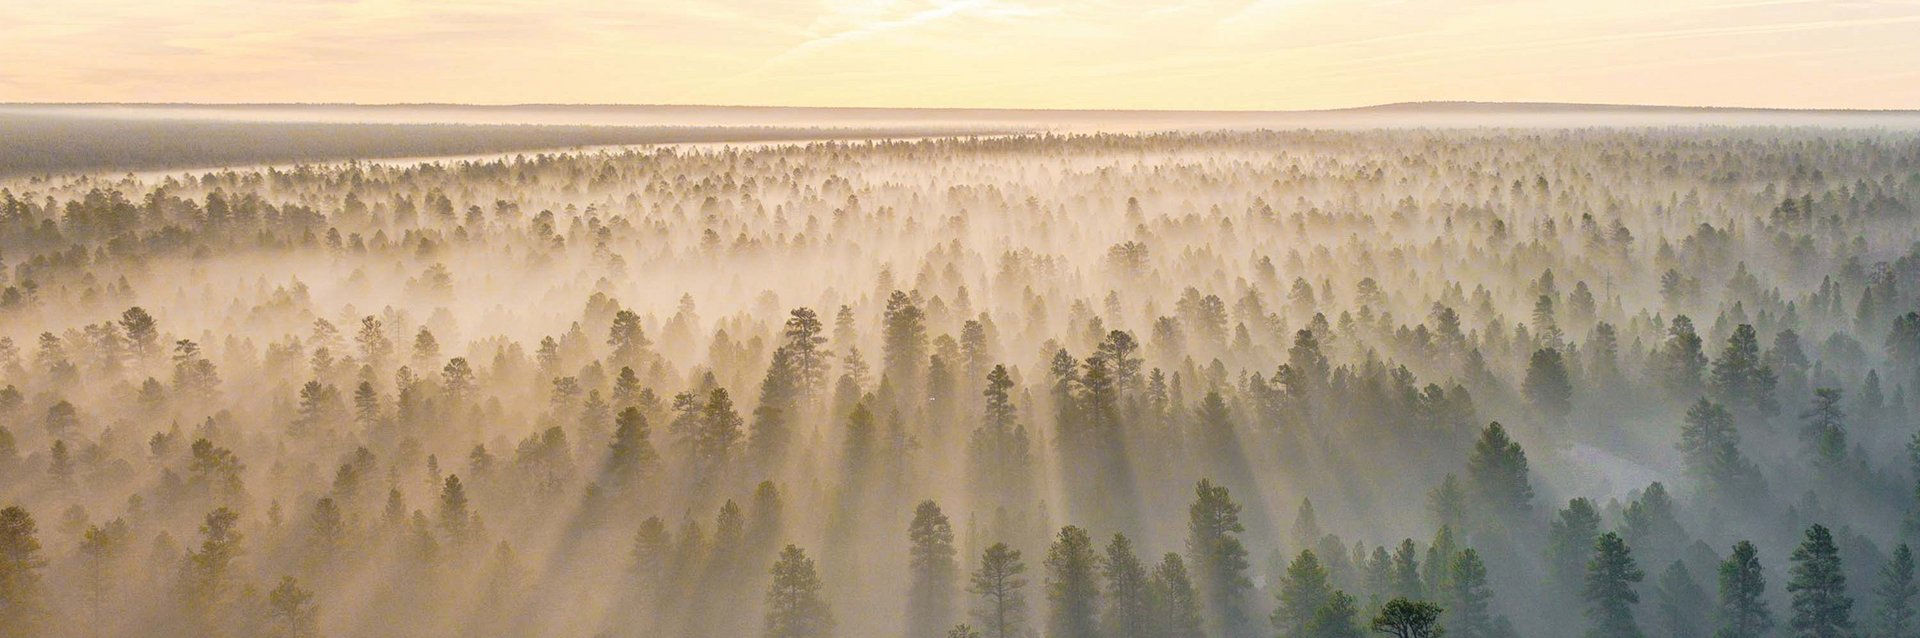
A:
0;128;1918;636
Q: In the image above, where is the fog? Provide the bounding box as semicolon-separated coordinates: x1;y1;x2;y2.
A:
1;124;1918;637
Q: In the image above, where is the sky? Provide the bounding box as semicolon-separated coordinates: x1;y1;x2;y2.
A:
3;0;1919;110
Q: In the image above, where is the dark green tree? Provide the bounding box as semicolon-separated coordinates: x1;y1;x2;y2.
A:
1046;525;1101;638
1583;532;1645;638
1274;550;1333;636
1371;598;1444;638
1716;541;1773;638
1873;544;1917;638
1303;590;1365;638
1466;422;1534;520
1652;561;1709;638
1787;525;1853;638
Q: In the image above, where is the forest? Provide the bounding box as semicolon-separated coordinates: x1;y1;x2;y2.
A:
0;127;1918;637
0;110;1012;177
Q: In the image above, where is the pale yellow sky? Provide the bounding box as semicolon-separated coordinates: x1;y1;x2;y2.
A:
3;0;1918;109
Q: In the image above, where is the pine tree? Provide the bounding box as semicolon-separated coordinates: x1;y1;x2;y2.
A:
1444;548;1505;638
1709;324;1780;418
1788;525;1853;638
1653;561;1709;638
1873;544;1917;638
266;575;321;638
882;290;929;399
1391;539;1423;601
1423;526;1459;599
1151;553;1206;638
1716;540;1773;638
438;475;472;546
1100;534;1153;638
908;501;960;638
1550;498;1603;603
1466;421;1534;521
1801;388;1848;473
765;545;833;638
1274;549;1333;636
1678;399;1761;506
1303;590;1365;638
183;506;245;637
632;516;672;607
694;388;743;485
783;308;831;406
1046;525;1101;638
78;518;131;634
1371;598;1444;638
1188;479;1254;638
1583;532;1645;638
1522;347;1573;423
608;309;652;367
751;346;800;469
1655;316;1709;400
0;506;46;638
970;364;1031;503
606;407;659;486
970;543;1029;638
1428;476;1466;534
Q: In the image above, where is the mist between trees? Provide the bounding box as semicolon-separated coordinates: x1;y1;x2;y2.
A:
0;129;1918;637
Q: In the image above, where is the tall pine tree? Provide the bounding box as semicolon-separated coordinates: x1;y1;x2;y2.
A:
908;501;960;638
1583;532;1644;638
1787;525;1853;638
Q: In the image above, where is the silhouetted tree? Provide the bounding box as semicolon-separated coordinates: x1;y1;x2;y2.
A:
970;543;1029;638
765;545;833;638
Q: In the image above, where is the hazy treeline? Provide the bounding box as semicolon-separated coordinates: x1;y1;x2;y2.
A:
0;112;1016;178
0;129;1919;637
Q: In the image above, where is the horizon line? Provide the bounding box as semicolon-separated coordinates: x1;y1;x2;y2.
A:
7;100;1920;116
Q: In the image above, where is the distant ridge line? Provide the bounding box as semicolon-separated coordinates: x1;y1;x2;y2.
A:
6;101;1920;116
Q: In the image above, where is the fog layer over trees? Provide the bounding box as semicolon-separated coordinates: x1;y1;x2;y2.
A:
1;129;1919;637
